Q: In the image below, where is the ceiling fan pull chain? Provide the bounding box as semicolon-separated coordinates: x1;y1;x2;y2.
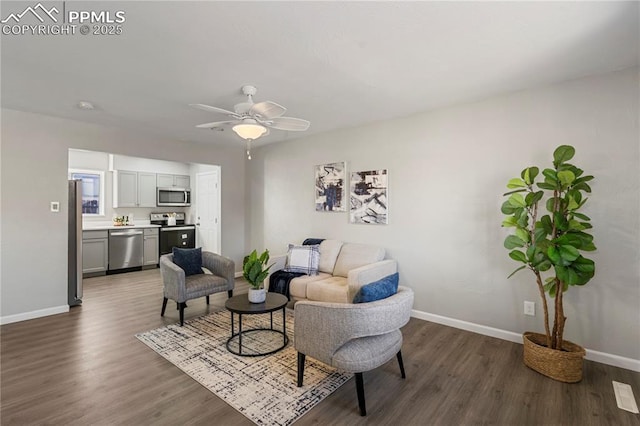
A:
246;139;252;160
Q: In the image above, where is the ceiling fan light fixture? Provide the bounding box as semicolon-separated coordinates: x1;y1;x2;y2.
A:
190;85;309;160
232;121;267;140
77;100;95;110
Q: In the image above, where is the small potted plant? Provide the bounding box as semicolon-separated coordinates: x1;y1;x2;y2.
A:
243;249;273;303
501;145;596;382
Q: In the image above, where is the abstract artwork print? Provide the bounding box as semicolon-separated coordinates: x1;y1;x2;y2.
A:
315;162;346;212
350;169;388;224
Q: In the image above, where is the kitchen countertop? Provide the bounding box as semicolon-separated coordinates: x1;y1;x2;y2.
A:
83;223;161;231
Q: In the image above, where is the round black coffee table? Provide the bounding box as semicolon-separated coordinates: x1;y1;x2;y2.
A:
225;292;289;357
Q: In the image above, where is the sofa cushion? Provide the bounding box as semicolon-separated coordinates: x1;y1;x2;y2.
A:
285;244;320;275
352;272;399;303
172;247;203;276
185;273;228;297
332;243;385;278
307;276;349;303
318;239;344;274
289;272;332;299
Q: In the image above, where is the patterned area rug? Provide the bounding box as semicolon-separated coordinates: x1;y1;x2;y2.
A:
136;309;351;425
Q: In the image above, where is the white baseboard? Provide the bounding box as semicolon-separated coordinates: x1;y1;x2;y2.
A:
585;349;640;372
234;271;243;278
411;309;640;372
3;303;637;371
1;305;69;325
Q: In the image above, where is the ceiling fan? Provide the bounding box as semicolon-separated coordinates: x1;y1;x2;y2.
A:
190;85;310;159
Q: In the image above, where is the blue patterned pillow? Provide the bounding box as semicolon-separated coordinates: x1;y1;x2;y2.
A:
172;247;203;276
284;244;320;275
353;272;399;303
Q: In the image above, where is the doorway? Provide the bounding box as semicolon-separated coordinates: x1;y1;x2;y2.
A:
196;169;221;254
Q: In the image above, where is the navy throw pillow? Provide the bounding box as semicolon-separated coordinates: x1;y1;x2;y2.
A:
302;238;324;246
172;247;203;276
352;272;399;303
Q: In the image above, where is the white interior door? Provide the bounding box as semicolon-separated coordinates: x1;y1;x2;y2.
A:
196;170;221;254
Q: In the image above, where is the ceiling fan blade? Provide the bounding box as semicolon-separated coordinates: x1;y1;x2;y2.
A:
195;120;236;129
189;103;238;116
266;116;310;131
249;101;286;119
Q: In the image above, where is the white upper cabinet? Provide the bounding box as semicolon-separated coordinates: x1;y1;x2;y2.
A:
175;175;190;188
114;170;137;208
157;173;190;188
137;172;157;207
113;170;157;208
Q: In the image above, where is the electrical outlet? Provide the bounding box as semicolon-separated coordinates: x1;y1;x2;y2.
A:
50;201;60;212
524;301;535;316
613;381;639;413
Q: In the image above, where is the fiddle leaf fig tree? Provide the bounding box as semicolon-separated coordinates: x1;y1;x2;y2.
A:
502;145;596;350
243;249;273;290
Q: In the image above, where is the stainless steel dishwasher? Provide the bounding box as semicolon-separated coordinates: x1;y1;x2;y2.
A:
109;229;144;270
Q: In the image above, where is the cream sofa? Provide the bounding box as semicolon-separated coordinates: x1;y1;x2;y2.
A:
266;239;397;304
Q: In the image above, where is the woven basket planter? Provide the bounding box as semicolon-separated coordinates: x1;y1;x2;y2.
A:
522;331;586;383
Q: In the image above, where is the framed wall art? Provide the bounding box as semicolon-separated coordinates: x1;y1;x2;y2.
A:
350;169;388;224
315;162;346;212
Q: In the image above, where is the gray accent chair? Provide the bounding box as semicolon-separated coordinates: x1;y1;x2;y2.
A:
160;252;235;325
295;286;414;416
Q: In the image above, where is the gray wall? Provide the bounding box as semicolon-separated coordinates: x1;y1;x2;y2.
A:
0;109;246;318
248;68;639;361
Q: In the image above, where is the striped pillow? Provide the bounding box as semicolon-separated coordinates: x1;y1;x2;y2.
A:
284;244;320;275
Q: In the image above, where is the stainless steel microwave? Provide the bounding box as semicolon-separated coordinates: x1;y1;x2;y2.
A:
157;187;191;207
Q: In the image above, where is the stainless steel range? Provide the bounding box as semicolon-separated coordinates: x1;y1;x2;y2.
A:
150;212;196;256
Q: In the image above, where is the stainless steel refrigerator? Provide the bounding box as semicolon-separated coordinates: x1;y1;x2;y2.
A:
68;180;83;306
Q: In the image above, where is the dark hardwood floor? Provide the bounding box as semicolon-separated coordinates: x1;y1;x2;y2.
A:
1;269;638;425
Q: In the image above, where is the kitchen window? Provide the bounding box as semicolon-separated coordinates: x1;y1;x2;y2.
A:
69;169;105;216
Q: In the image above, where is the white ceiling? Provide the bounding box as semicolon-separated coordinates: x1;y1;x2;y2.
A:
1;1;638;149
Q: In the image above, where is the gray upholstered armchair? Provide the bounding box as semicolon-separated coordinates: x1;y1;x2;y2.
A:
160;251;235;325
295;286;414;416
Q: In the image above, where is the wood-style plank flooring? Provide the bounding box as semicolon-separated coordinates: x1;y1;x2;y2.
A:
2;269;639;425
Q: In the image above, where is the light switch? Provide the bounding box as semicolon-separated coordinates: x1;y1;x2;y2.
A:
50;201;60;212
524;301;535;316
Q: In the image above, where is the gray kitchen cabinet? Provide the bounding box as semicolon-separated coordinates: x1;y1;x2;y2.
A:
143;227;159;266
83;230;108;275
156;174;174;188
137;172;157;207
114;170;138;207
175;175;190;188
114;170;157;208
157;173;190;188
